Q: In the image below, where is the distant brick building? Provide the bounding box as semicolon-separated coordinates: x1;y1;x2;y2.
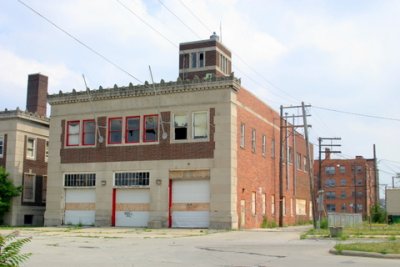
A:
313;149;378;218
45;34;312;229
0;74;49;226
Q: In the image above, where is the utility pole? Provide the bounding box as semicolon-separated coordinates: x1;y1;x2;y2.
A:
279;102;312;227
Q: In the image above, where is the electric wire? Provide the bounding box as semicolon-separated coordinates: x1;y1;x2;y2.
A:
313;105;400;122
115;0;178;48
17;0;143;84
157;0;202;39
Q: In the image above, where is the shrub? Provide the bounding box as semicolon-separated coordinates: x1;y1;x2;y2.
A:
370;204;387;223
261;217;277;228
0;167;22;224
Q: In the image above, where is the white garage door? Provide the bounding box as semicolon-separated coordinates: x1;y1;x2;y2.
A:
115;189;150;227
171;179;210;228
64;189;96;226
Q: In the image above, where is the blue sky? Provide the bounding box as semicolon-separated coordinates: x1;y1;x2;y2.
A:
1;0;400;194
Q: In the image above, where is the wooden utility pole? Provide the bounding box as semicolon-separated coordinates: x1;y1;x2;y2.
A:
279;103;312;227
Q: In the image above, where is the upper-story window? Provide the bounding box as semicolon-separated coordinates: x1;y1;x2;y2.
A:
190;52;205;68
83;120;96;145
219;54;229;74
126;116;140;143
251;128;256;153
325;166;336;175
262;135;266;157
67;121;80;146
108;117;122;144
0;135;3;158
26;137;36;160
192;112;208;139
288;147;293;164
174;114;188;140
339;165;346;173
240;123;245;148
144;115;158;142
45;140;49;162
340;178;347;186
296;153;302;169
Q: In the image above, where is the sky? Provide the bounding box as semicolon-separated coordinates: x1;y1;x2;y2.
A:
1;0;400;195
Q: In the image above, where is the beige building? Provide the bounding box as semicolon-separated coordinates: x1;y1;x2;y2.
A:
45;35;312;228
0;74;49;226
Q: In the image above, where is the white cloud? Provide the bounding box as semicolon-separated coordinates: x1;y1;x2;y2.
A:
0;46;81;109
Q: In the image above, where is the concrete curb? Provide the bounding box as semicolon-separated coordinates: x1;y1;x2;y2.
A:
329;248;400;259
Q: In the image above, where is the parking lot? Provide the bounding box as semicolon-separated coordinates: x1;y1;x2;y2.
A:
1;226;398;267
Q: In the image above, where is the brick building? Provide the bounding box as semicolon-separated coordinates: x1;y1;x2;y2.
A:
0;74;49;226
313;149;378;218
45;34;312;229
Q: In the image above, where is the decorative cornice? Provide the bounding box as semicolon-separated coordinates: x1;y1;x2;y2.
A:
0;108;50;125
48;75;241;105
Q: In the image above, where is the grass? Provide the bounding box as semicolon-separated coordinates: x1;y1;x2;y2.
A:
335;241;400;255
302;223;400;239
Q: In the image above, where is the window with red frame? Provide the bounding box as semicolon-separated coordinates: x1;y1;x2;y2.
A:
67;121;80;146
126;116;140;143
108;118;122;144
83;120;96;145
144;115;158;142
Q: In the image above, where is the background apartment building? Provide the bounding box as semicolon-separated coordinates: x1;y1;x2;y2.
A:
0;74;49;226
45;34;312;229
313;149;378;218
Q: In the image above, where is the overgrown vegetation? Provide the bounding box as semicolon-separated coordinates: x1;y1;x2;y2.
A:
0;167;22;224
0;231;31;266
335;240;400;255
370;204;387;223
301;222;400;239
261;217;277;228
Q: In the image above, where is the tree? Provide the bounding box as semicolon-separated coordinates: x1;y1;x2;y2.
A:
0;167;21;224
370;204;387;223
0;231;31;266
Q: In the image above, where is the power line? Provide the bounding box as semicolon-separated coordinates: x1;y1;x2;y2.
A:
157;0;202;39
17;0;143;84
178;0;213;33
313;105;400;122
115;0;178;48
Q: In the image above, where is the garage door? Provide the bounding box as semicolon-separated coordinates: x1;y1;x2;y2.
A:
115;189;150;227
64;189;95;225
171;179;210;228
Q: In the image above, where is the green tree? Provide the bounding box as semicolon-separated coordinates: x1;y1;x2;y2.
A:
0;231;31;266
370;204;387;223
0;167;21;224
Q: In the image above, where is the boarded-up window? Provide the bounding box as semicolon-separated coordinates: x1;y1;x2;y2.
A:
251;192;256;216
296;199;306;215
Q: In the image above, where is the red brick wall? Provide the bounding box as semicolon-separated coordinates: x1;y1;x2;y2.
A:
60;109;215;163
313;157;376;218
236;87;311;228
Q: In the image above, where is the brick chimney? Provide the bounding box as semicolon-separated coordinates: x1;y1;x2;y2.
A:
325;148;331;160
26;73;48;116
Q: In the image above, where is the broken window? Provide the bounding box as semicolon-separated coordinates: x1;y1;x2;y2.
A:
108;118;122;144
126;116;140;143
174;114;188;140
144;115;158;142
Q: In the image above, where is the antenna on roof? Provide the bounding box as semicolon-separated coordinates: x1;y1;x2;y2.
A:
82;74;104;143
148;66;168;140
